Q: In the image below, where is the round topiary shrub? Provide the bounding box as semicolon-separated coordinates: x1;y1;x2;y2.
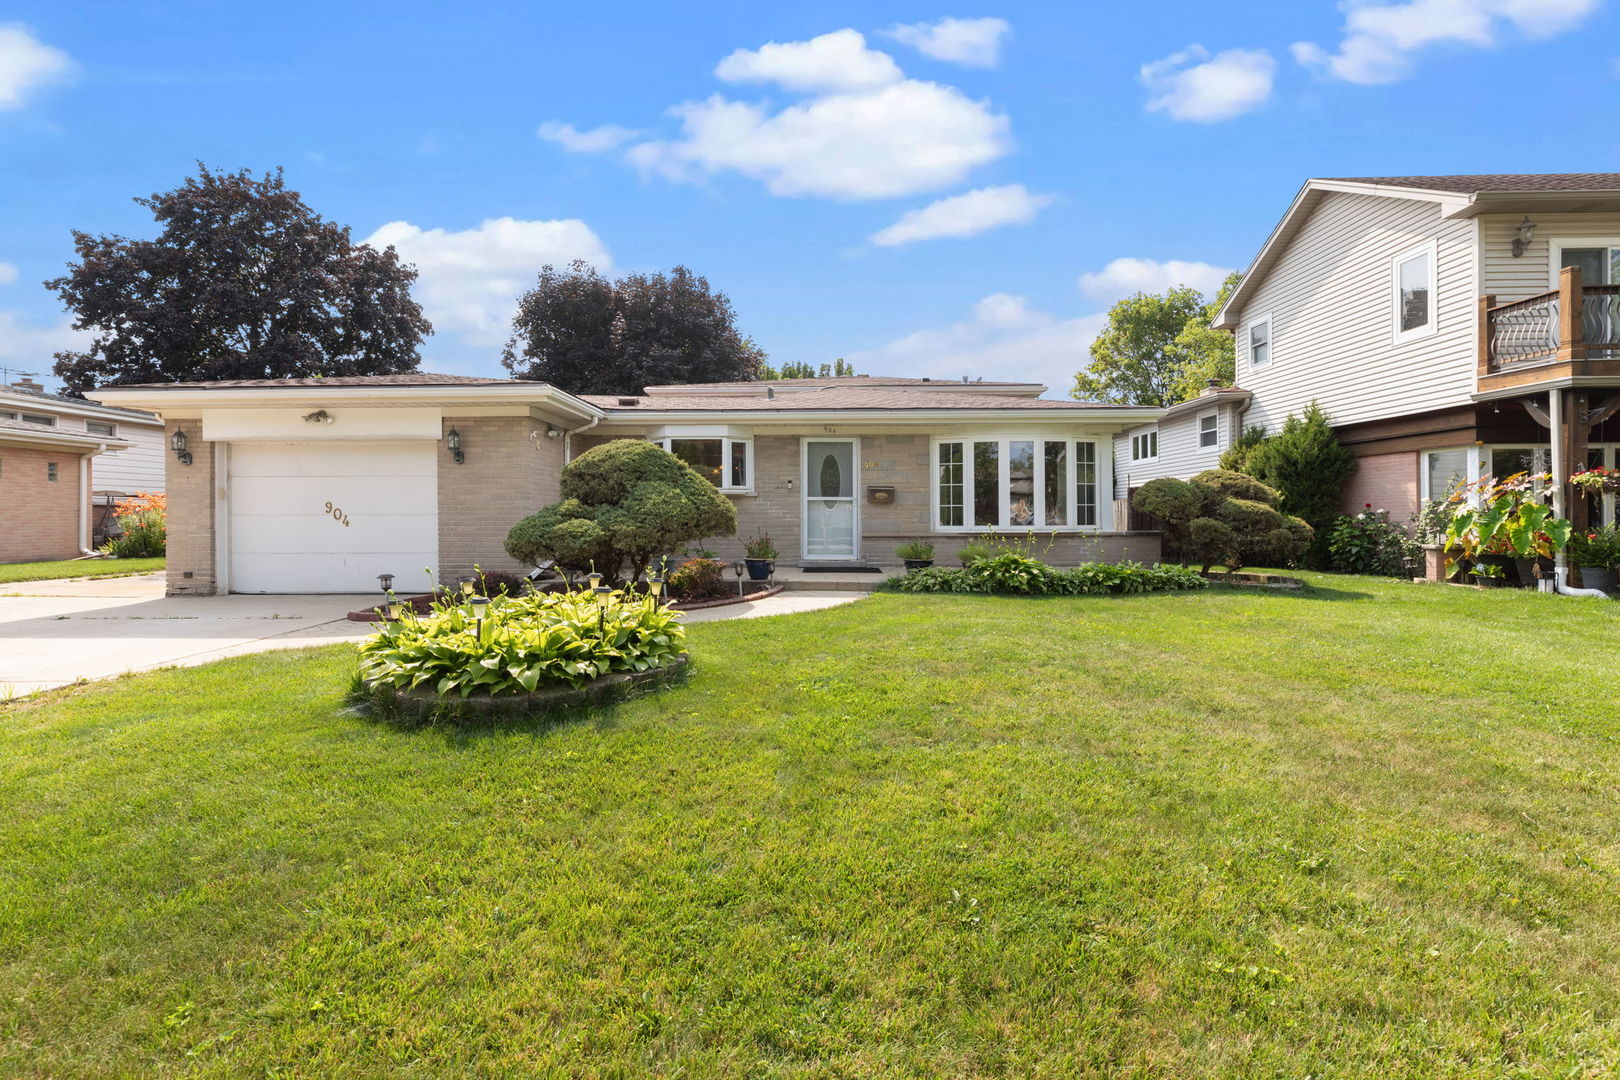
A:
506;439;737;584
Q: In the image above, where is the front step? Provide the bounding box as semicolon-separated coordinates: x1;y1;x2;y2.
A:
774;565;893;592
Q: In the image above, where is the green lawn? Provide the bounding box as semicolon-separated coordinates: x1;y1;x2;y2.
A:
0;556;163;584
4;576;1620;1077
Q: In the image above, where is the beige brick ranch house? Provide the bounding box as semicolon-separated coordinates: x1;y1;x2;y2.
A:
90;374;1162;595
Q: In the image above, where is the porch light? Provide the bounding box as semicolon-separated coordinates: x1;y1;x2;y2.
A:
169;429;193;467
446;426;465;464
1511;216;1537;257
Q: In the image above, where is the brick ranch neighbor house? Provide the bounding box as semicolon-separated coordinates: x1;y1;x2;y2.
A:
0;416;132;563
89;373;1164;596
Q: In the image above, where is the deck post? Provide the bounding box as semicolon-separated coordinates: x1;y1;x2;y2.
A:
1477;294;1495;375
1567;388;1590;534
1557;265;1586;362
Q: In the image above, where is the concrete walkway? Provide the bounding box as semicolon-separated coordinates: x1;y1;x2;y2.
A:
0;574;867;697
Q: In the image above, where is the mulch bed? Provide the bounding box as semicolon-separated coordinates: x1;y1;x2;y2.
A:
1201;570;1307;590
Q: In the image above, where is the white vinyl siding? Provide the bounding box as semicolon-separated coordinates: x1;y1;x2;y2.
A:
1247;314;1273;370
88;422;167;494
1236;190;1476;432
1481;212;1620;301
1112;405;1231;490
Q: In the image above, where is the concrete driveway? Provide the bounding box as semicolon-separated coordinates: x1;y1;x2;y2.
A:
0;573;374;697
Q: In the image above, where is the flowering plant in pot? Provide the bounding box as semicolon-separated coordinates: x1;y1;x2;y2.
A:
1444;472;1571;585
1569;525;1620;592
1570;466;1620;495
743;534;777;580
1471;561;1507;587
896;539;935;571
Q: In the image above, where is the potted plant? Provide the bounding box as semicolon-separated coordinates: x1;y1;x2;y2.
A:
1444;472;1571;587
896;539;934;571
743;534;777;580
1570;467;1620;496
1472;562;1507;588
1570;525;1620;593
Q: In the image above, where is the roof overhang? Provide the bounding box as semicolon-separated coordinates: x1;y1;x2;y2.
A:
86;383;605;423
1160;389;1252;422
0;389;159;425
0;428;131;454
640;382;1049;399
593;406;1165;427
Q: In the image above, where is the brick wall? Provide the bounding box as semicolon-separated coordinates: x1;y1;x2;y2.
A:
438;415;564;580
0;445;89;562
163;420;217;594
1339;451;1419;519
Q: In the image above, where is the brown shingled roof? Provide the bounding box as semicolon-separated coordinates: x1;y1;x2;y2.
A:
1326;173;1620;194
0;417;110;443
104;373;544;389
648;376;1041;389
585;389;1127;411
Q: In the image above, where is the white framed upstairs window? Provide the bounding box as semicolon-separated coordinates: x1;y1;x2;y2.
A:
1198;411;1219;450
1247;313;1272;370
1130;430;1158;463
85;419;117;437
1392;240;1438;344
20;412;55;427
933;436;1102;531
655;436;753;493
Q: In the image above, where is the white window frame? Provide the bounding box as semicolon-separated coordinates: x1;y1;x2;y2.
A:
1197;410;1219;451
1247;312;1273;370
20;412;55;427
1419;446;1473;503
1547;237;1620;288
1391;239;1439;345
85;419;118;437
1130;429;1159;463
930;434;1107;533
655;434;753;494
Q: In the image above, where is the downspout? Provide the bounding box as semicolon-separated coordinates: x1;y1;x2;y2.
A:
1546;391;1608;599
562;413;600;462
77;445;108;557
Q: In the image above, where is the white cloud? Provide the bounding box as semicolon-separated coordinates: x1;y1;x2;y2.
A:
714;28;903;92
1294;0;1601;84
537;121;641;153
1078;257;1235;302
0;262;18;285
364;218;612;346
0;310;86;365
0;23;73;110
870;184;1051;246
628;79;1010;200
1141;44;1275;122
846;293;1106;393
883;17;1012;68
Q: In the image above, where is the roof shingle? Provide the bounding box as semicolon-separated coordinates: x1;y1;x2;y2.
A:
103;373;544;389
585;389;1127;411
1326;173;1620;194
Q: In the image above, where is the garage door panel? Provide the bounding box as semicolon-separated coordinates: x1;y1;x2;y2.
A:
227;440;438;594
228;476;437;518
228;554;437;596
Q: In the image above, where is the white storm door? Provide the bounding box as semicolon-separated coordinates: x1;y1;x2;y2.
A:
802;438;858;560
227;441;438;594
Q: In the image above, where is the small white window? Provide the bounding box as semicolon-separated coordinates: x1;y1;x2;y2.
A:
1198;412;1219;450
1422;448;1470;502
1131;430;1159;462
1248;314;1272;369
47;462;59;482
658;437;752;492
0;409;15;420
85;419;117;436
1392;241;1438;343
21;412;55;427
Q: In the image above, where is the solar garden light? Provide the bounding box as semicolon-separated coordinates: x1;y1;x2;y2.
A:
469;594;490;640
458;575;476;596
731;560;745;596
647;569;665;605
377;574;397;619
586;563;603;592
593;585;613;635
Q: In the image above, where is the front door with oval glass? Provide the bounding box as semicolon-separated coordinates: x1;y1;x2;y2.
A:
803;439;857;560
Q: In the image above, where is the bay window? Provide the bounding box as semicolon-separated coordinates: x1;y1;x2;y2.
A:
935;437;1102;530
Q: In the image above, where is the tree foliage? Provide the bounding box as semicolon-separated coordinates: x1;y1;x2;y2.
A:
504;439;737;585
1072;272;1241;407
763;358;858;379
1219;423;1268;473
1131;468;1312;572
48;165;429;397
503;262;765;395
1239;403;1357;566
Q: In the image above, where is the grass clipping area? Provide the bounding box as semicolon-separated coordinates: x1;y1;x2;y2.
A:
3;574;1620;1076
0;556;163;584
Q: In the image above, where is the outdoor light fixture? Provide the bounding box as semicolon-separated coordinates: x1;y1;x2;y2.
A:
587;568;603;592
377;573;395;592
647;570;664;604
458;576;476;596
302;409;334;425
470;594;490;639
169;429;193;466
731;560;745;597
593;584;612;635
1511;216;1538;257
446;426;465;464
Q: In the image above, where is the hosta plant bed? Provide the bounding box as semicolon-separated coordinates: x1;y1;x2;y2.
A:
1201;570;1306;589
360;655;690;722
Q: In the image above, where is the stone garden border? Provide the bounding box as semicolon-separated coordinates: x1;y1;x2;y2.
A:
359;654;691;722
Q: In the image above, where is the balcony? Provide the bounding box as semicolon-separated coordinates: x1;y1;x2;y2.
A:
1480;265;1620;391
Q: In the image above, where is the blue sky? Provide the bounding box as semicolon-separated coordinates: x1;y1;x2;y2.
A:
1;0;1614;397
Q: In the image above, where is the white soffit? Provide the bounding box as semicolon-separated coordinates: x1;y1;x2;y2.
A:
201;406;443;441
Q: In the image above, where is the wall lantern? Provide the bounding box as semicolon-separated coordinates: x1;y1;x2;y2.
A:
170;428;193;467
1511;216;1537;258
302;409;335;425
446;426;465;464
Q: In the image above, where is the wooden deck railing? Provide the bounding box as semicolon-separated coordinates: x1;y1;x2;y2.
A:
1481;265;1620;371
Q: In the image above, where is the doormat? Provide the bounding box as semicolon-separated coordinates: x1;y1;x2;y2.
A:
800;565;885;573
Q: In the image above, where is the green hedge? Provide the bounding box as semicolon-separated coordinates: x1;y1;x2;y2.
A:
883;553;1208;596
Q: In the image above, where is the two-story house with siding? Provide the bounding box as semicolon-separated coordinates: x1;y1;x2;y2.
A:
1119;174;1620;535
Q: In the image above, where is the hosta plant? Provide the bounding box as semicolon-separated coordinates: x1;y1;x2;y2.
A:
357;588;686;700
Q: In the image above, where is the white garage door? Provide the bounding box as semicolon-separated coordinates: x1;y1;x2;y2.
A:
227;441;438;594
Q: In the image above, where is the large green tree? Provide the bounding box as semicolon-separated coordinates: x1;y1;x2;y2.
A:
1072;272;1241;407
48;165;430;397
502;262;766;395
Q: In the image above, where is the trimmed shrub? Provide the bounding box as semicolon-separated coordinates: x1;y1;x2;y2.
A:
667;557;730;602
506;439;736;585
1219;424;1268;473
1131;472;1311;572
356;589;686;701
885;559;1207;596
1239;403;1356;566
1327;507;1420;577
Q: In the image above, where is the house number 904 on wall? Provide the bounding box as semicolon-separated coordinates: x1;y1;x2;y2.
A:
324;501;351;527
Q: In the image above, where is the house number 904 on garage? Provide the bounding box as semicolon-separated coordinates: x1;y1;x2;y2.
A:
324;501;351;527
